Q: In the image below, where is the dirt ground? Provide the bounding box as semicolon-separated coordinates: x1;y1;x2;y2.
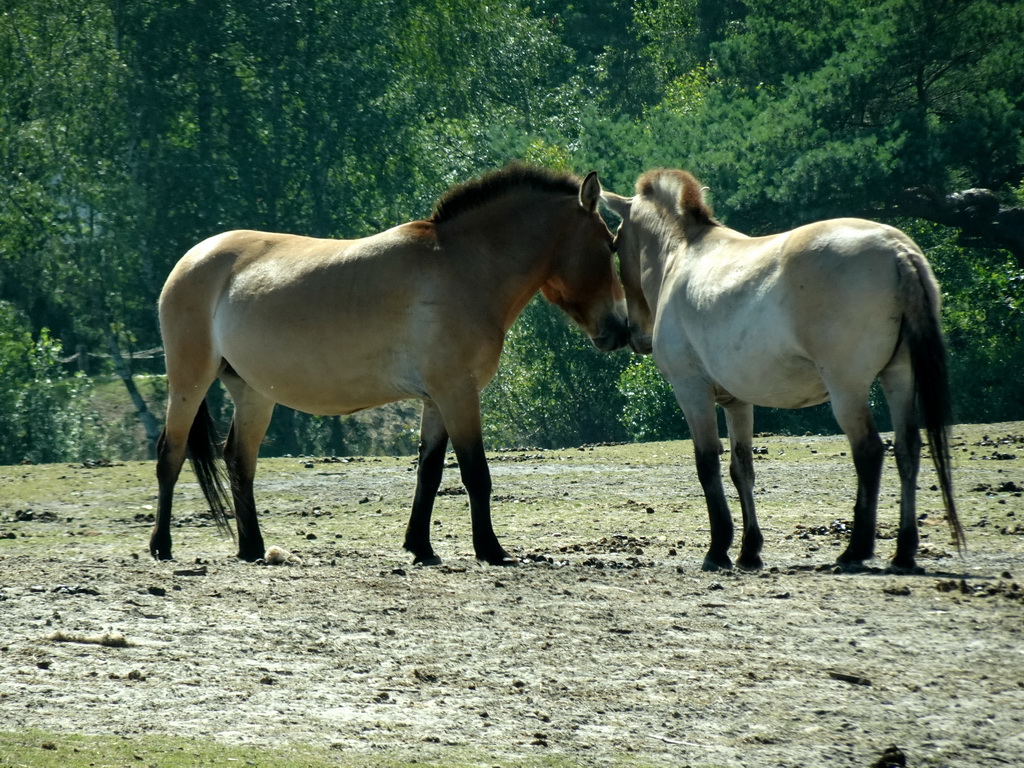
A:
1;422;1023;767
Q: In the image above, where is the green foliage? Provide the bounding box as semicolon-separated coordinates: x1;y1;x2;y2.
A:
902;221;1024;422
657;0;1024;232
617;356;687;442
0;0;1021;462
482;297;630;448
0;302;109;463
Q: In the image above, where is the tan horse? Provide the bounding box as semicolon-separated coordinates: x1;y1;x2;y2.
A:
153;165;628;564
602;168;964;573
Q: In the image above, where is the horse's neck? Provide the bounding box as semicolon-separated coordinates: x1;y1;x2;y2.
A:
649;221;728;283
455;216;553;274
638;220;686;307
441;199;565;328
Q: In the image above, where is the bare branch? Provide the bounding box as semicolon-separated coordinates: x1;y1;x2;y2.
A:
893;188;1024;268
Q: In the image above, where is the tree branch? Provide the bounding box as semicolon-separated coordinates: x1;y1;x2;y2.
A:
893;188;1024;268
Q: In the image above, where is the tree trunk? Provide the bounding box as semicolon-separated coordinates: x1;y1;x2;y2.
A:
105;332;162;458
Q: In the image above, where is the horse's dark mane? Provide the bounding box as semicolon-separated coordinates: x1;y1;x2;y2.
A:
637;168;717;227
430;164;582;225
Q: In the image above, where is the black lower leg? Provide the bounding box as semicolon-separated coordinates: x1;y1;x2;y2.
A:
696;447;734;571
891;425;922;572
457;443;513;565
224;439;264;562
151;431;180;560
838;433;884;567
731;446;763;570
404;434;447;565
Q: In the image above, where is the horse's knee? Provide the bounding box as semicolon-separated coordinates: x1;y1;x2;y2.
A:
694;446;723;489
729;444;754;481
851;431;885;475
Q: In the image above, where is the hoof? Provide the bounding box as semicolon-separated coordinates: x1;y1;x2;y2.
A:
237;550;264;562
835;559;869;574
149;536;173;561
413;554;444;567
478;551;519;566
887;559;922;575
702;553;733;572
836;547;872;571
736;554;764;572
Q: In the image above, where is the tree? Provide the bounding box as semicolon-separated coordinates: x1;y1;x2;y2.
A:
483;297;631;448
0;301;111;463
683;0;1024;262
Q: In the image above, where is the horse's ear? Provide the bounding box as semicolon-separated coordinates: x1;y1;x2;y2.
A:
579;171;601;212
600;191;632;220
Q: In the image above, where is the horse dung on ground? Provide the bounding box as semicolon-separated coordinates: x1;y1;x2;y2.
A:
602;168;964;573
153;164;628;565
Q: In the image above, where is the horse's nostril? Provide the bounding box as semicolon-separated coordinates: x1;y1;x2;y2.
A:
592;315;630;352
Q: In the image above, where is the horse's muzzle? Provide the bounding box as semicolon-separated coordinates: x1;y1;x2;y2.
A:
628;330;654;355
591;314;631;352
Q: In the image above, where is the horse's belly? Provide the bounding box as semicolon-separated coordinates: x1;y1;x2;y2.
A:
713;355;829;410
218;333;425;415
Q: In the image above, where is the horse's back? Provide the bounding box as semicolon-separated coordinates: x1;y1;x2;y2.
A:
775;218;909;315
658;218;916;407
159;226;479;415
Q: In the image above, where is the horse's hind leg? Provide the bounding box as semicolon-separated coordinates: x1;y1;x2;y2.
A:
153;416;190;560
725;403;764;570
221;373;275;561
829;385;884;569
880;347;922;573
403;400;449;566
151;360;220;561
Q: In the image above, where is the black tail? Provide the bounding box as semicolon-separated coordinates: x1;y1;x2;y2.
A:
904;254;966;554
186;399;235;540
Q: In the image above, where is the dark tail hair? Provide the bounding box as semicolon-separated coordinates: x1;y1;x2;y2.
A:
903;252;966;553
186;399;235;540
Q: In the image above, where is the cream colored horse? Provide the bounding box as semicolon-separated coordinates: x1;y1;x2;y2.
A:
153;165;628;564
603;168;963;572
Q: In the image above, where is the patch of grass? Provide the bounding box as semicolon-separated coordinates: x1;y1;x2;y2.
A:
0;730;659;768
0;729;397;767
3;421;1022;563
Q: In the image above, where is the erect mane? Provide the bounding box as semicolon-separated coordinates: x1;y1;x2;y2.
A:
430;163;582;225
636;168;717;227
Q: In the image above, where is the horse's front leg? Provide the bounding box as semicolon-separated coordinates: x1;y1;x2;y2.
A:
456;439;515;565
403;400;449;566
725;403;764;570
438;391;515;566
681;397;734;571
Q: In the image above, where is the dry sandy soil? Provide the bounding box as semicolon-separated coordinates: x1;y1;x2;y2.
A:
1;422;1022;767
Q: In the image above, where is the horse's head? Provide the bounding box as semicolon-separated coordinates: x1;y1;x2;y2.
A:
600;191;653;355
539;171;629;352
